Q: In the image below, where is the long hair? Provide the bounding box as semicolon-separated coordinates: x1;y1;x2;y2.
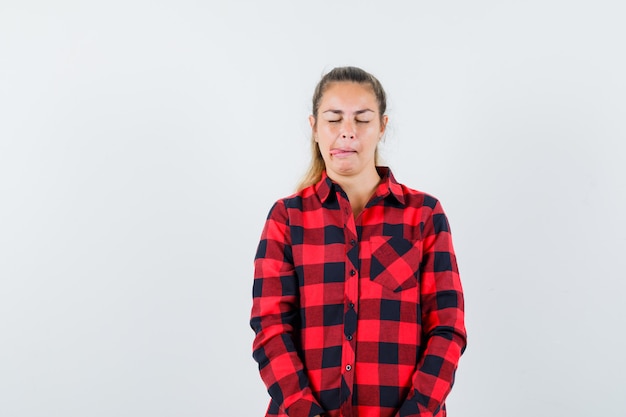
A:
296;66;387;191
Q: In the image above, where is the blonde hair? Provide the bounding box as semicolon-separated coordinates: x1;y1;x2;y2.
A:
296;66;387;191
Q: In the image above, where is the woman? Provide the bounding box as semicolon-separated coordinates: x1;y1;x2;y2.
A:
250;66;466;417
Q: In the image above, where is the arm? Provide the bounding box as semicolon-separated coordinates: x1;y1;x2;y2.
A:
396;201;467;417
250;201;325;417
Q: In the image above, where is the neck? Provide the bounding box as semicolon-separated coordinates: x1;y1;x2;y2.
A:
332;167;381;217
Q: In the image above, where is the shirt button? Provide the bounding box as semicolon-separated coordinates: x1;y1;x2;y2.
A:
350;239;356;246
350;270;356;276
347;335;353;341
349;303;354;308
345;364;352;371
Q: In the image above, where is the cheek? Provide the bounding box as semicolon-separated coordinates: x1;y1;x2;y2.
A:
322;124;340;135
318;126;338;142
315;133;331;151
359;123;379;134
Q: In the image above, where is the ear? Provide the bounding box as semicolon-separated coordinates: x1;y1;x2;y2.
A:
309;115;317;141
380;115;389;137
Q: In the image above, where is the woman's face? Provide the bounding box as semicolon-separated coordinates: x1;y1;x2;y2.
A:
310;82;387;183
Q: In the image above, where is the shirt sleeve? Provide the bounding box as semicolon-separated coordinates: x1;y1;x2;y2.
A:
250;201;325;417
396;200;467;417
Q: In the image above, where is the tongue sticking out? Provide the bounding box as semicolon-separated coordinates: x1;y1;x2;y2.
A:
330;149;356;157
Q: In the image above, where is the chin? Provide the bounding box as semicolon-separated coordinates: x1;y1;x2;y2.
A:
334;167;359;177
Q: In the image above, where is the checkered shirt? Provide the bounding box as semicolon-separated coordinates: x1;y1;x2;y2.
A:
250;167;467;417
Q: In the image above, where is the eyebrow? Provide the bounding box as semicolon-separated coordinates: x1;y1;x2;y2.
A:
322;109;375;115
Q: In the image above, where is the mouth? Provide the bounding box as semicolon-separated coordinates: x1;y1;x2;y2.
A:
330;148;357;158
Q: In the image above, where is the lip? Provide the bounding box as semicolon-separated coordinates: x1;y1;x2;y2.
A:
330;148;357;157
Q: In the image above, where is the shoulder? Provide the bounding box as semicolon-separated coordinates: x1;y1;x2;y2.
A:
396;181;445;214
273;184;321;212
265;185;317;220
396;184;455;240
384;167;444;212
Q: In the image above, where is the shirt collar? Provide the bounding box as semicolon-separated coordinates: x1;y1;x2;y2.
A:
315;171;335;203
374;166;406;205
315;166;406;206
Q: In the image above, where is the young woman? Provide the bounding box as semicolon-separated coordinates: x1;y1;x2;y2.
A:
251;66;467;417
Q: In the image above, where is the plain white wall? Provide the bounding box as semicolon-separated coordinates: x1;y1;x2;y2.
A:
1;1;625;416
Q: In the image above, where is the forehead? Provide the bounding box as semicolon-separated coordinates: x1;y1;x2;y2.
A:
319;82;378;110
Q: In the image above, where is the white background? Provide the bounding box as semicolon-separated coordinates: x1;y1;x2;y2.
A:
1;1;625;416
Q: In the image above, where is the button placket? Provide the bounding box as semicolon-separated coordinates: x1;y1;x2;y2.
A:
338;189;358;409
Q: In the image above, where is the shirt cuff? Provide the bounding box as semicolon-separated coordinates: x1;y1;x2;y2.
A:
285;398;325;417
395;389;436;417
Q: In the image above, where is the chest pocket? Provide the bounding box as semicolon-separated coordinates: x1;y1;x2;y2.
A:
367;236;421;292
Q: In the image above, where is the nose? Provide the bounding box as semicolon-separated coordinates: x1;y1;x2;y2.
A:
341;120;356;139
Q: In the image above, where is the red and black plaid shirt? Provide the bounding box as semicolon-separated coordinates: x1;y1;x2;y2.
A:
251;167;466;417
